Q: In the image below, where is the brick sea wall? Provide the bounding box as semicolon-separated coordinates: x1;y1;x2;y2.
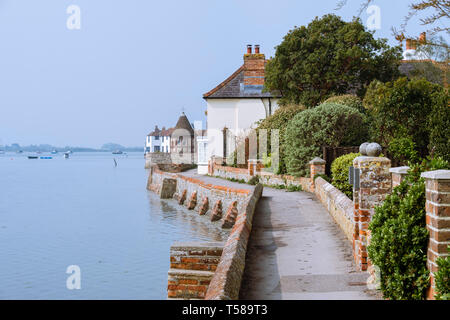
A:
168;242;224;299
205;184;264;300
147;165;264;299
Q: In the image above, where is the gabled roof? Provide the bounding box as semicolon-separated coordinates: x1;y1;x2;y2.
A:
203;65;278;99
148;126;174;137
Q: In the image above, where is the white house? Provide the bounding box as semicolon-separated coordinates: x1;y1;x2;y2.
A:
145;126;173;153
203;44;280;162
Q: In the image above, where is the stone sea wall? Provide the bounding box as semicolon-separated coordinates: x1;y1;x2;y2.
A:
147;165;264;299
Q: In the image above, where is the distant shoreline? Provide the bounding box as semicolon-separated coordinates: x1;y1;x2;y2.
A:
1;144;144;153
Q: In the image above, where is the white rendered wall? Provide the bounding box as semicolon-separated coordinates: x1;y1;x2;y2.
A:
205;98;279;160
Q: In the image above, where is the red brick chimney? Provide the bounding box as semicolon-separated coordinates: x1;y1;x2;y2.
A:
419;32;426;44
244;44;265;86
406;38;417;50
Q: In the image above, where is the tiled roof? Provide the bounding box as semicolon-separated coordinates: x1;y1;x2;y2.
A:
174;113;194;134
203;65;279;99
148;126;174;137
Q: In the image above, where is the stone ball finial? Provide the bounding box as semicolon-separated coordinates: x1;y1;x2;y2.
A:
359;142;370;156
366;143;382;157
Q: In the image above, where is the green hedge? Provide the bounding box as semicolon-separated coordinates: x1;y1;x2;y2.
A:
284;103;367;177
331;153;360;198
324;95;365;114
435;246;450;300
368;157;449;300
256;104;305;174
364;77;449;162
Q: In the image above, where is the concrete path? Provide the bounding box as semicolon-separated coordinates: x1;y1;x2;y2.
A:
240;187;380;300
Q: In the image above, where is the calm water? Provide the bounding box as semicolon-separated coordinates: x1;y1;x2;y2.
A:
0;152;228;299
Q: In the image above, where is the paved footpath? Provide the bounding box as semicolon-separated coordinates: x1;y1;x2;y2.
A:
179;171;379;300
240;187;380;300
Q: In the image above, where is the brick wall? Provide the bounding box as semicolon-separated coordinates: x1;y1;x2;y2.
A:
211;163;312;192
314;177;354;242
147;165;250;230
390;166;410;189
168;242;224;299
421;170;450;299
205;184;264;300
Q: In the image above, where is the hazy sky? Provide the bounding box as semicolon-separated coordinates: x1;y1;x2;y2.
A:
0;0;437;147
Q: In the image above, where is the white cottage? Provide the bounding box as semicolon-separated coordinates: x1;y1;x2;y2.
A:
203;44;280;162
145;126;173;154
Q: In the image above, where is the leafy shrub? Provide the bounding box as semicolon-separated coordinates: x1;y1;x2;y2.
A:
331;153;360;198
248;176;260;186
428;89;450;163
324;95;366;114
435;246;450;300
387;134;419;165
363;77;448;161
368;157;449;300
284;103;368;177
287;185;303;192
256;104;305;174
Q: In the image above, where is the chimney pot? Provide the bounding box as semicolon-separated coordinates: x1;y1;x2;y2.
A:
255;45;260;54
247;44;252;54
419;32;426;44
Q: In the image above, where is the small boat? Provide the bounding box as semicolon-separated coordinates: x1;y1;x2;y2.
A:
17;150;23;153
40;156;52;160
112;150;123;154
28;156;38;159
64;152;70;159
51;150;58;154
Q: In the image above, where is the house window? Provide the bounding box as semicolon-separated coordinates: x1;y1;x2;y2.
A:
154;146;160;152
155;136;160;140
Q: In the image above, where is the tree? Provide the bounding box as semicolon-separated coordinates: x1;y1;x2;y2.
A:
363;77;449;161
337;0;450;37
256;104;305;174
264;14;402;107
284;103;367;177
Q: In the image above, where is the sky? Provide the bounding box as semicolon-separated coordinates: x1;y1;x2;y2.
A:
0;0;441;148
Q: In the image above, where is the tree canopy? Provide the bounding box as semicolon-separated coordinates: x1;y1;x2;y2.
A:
264;14;402;107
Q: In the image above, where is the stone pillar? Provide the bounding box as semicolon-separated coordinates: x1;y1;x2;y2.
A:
390;166;410;189
222;127;228;161
353;156;391;271
309;157;326;191
421;170;450;300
